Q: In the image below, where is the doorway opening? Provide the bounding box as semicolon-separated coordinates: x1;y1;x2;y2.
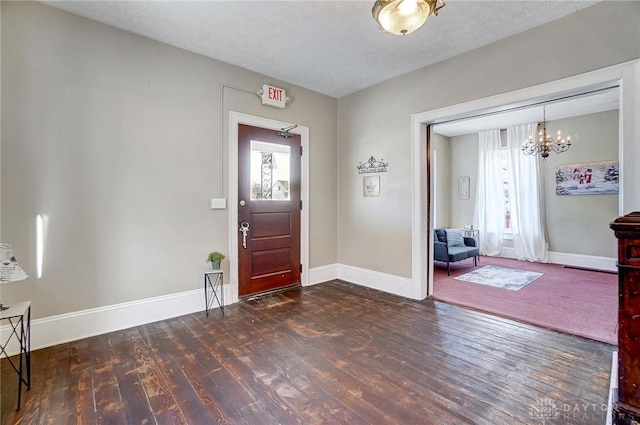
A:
410;60;639;300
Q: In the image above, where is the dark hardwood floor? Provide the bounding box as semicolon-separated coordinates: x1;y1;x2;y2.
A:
1;281;614;424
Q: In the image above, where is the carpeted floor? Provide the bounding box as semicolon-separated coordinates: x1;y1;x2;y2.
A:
432;256;618;345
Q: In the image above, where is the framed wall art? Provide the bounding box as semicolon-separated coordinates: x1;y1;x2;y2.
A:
458;176;470;200
555;160;619;196
363;175;380;197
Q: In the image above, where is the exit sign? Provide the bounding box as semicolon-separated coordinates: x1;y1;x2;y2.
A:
259;84;288;109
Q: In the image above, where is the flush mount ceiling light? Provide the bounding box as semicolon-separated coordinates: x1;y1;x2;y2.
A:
372;0;445;35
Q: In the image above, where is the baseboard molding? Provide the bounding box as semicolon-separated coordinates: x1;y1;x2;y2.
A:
607;351;618;425
500;247;617;272
549;251;617;272
1;252;616;356
308;263;414;298
308;264;339;285
336;263;414;299
1;264;342;355
2;264;342;355
1;285;233;357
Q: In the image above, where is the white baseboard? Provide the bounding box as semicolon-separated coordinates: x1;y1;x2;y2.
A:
500;247;617;272
1;264;343;355
308;264;338;285
336;263;414;299
548;251;617;272
1;265;341;355
1;251;616;356
607;351;618;425
1;284;233;357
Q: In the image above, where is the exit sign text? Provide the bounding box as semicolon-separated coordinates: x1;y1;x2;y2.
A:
259;84;288;109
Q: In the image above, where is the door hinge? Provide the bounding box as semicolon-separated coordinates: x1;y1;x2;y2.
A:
300;264;303;273
300;146;303;156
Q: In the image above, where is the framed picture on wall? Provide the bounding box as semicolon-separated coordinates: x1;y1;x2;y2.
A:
555;160;619;195
458;176;470;200
363;175;380;197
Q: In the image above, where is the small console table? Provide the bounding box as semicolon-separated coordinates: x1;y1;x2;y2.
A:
0;301;31;411
461;228;480;263
204;269;224;316
461;228;479;242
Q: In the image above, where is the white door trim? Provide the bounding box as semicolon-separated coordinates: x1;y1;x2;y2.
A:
228;112;310;304
411;59;640;300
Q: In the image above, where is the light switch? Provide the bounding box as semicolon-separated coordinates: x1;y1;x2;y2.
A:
210;198;226;209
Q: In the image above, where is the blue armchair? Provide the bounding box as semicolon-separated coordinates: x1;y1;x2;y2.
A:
434;228;479;275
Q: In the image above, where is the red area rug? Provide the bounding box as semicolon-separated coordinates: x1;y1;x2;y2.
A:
432;256;617;345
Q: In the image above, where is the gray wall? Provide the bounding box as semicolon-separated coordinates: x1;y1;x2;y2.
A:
542;111;619;257
443;110;619;258
430;132;451;229
448;133;478;229
1;2;338;319
337;1;639;278
431;130;477;230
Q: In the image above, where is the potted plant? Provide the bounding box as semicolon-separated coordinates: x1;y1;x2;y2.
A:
207;251;225;270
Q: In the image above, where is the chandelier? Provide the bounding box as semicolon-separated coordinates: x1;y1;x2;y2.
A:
522;105;571;160
372;0;445;35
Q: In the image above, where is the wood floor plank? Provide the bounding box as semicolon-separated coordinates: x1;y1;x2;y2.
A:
2;280;615;425
91;335;129;425
33;344;74;424
315;282;613;392
199;315;321;425
63;339;98;425
238;295;478;424
187;315;305;424
137;319;220;425
221;313;386;425
128;329;186;424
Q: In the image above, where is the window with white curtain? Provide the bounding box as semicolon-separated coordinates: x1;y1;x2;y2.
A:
474;124;549;262
505;123;549;262
473;129;505;256
500;135;512;231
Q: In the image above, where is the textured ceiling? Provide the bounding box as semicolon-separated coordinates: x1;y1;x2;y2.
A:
433;86;620;137
41;0;600;99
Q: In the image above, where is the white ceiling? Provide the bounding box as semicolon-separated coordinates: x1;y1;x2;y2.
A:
41;0;601;99
432;86;620;137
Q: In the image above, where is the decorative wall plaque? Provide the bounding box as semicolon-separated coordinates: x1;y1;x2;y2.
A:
357;156;388;174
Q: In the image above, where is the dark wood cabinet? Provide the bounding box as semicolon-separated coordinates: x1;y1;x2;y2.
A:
610;212;640;424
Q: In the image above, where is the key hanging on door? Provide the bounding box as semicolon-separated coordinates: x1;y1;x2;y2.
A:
239;222;250;249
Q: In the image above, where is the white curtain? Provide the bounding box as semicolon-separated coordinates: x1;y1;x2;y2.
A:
473;129;504;256
506;123;549;262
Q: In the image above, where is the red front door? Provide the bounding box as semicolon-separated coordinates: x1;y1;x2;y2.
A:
237;124;301;297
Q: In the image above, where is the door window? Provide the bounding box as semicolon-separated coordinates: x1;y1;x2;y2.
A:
250;140;291;201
